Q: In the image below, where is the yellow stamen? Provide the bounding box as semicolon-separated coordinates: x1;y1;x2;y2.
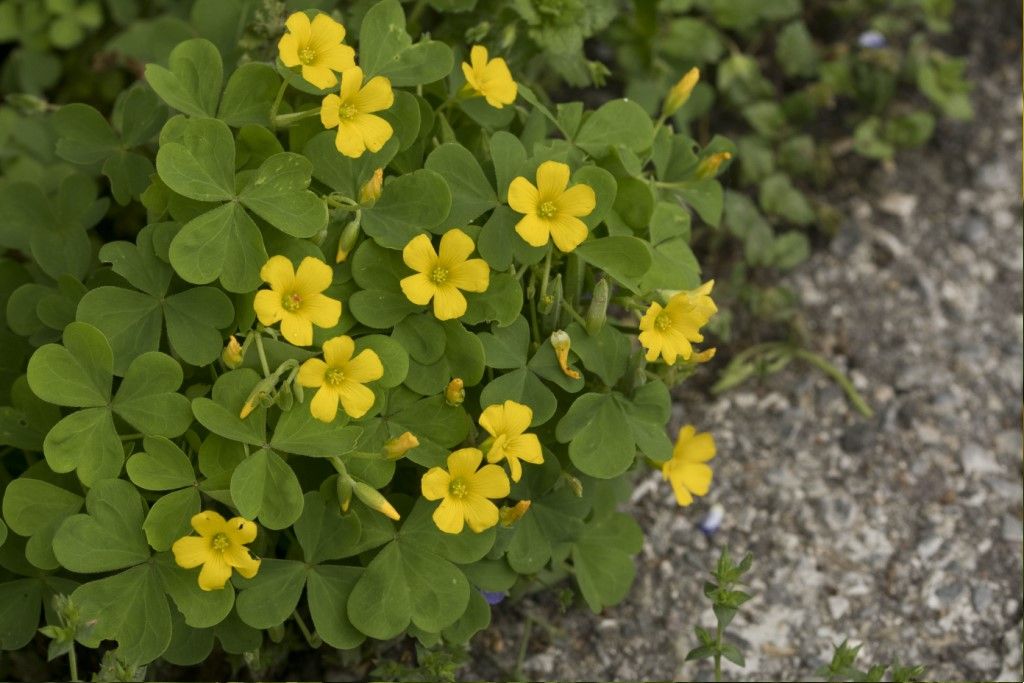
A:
538;201;557;219
338;103;358;120
430;266;449;284
449;478;468;499
282;292;302;312
299;46;317;65
211;533;230;552
655;312;673;331
325;367;345;386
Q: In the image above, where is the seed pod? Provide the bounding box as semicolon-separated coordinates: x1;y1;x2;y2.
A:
585;278;609;336
336;475;353;513
352;480;401;521
335;218;361;263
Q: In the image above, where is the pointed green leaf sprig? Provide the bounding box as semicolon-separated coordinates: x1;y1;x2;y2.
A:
685;549;754;681
26;322;192;485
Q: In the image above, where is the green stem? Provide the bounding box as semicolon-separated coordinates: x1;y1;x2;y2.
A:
292;610;322;648
793;349;874;418
268;80;288;125
513;614;534;681
118;433;144;441
325;195;360;211
253;333;271;378
272;108;321;127
713;621;723;682
539;246;553;305
68;643;78;682
560;298;587;327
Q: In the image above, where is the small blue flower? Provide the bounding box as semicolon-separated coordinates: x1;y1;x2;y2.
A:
857;30;886;49
481;590;506;605
698;503;724;538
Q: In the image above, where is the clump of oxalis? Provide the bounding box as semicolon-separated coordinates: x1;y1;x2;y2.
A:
0;1;733;678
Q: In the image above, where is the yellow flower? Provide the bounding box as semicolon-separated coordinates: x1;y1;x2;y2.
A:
444;377;465;406
637;280;717;364
399;229;490;321
662;425;715;506
478;400;543;482
499;500;531;527
320;66;394;158
171;511;260;591
662;67;700;117
421;448;510;534
359;168;384;205
221;336;243;368
549;330;581;379
278;12;355;90
461;45;518;109
383;431;419;460
253;256;341;347
297;335;383;421
508;161;596;252
694;151;732;179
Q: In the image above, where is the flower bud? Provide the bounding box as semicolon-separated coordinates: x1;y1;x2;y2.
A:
662;67;699;117
499;500;531;527
563;473;583;497
585;278;609;336
383;431;419;460
335;218;361;263
549;330;581;380
694;152;732;179
689;347;717;364
221;336;243;368
359;168;384;205
352;480;400;521
445;378;465;406
336;474;353;512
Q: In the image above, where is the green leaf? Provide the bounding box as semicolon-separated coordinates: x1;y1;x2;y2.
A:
358;0;453;86
463;273;523;327
53;103;120;164
477;316;529;369
361;170;451;249
307;565;366;649
169;201;268;292
305;131;399;200
237;153;327;238
392;313;446;365
574;236;652;293
400;498;495;564
759;172;814;225
672;179;724;227
480;368;556;427
230;449;304;529
293;492;362;565
163;286;235;366
270;406;361;458
218;62;281;127
27;322;112;407
571;512;642;613
145;38;223;117
103;151;156;205
507;487;587;573
156;117;234;202
356;334;409;388
73;564;172;665
556;393;635;478
575;99;654;157
441;589;490;644
0;579;43;649
489;132;528;201
425;143;498;226
143;488;200;551
236;559;306;629
111;352;192;437
53;479;150;573
42;408;122;485
775;21;819;78
126;436;196;490
154;551;234;628
191;370;266;446
348;289;419;329
565;322;629;386
75;287;162;376
1;477;83;551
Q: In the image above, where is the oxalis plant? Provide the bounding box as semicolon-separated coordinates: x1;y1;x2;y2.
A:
0;1;730;676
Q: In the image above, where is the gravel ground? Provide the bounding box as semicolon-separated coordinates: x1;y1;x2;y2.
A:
466;11;1023;683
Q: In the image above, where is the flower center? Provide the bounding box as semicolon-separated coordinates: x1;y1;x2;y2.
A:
655;311;673;331
282;292;302;312
299;46;317;65
338;103;358;120
430;266;449;285
538;201;558;219
448;477;468;499
211;533;231;552
325;367;346;386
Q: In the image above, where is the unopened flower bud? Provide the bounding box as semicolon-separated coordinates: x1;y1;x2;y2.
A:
500;500;531;527
549;330;581;380
564;473;583;497
585;278;610;335
384;431;419;460
335;218;361;263
689;347;717;364
336;475;353;512
221;336;243;368
662;67;699;117
359;168;383;205
445;378;465;406
351;480;400;521
694;152;732;179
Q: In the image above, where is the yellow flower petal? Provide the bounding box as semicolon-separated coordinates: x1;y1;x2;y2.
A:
447;258;489;293
501;401;533;434
421;467;451;500
505;434;543;465
556;183;596;217
310;385;340;422
171;536;209;569
280;314;314;346
507;177;538;215
302;64;337;90
437;228;476;267
334;121;364;157
225;546;261;579
548;214;588;252
432;285;467;320
336;380;376;418
284;12;311;44
536;160;570;198
339;66;364;103
224;517;258;545
322;335;355;367
190;510;227;537
470;44;489;71
638;329;665;363
253;289;284;326
462;494;499;532
293;256;334;297
470;464;511;499
403;233;439;272
297;357;327;388
680;431;716;463
448;447;483;479
319;43;356;74
432;498;465;534
354;76;394;113
514;213;551;247
278;32;301;67
677;462;713;496
310;12;345;45
260;255;295;291
302;294;342;328
197;554;232;591
354;113;393;154
344;349;384;383
400;273;436;306
321;93;341;129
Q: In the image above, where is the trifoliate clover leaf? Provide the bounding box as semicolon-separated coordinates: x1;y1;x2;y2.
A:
570;511;643;613
358;0;454;87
